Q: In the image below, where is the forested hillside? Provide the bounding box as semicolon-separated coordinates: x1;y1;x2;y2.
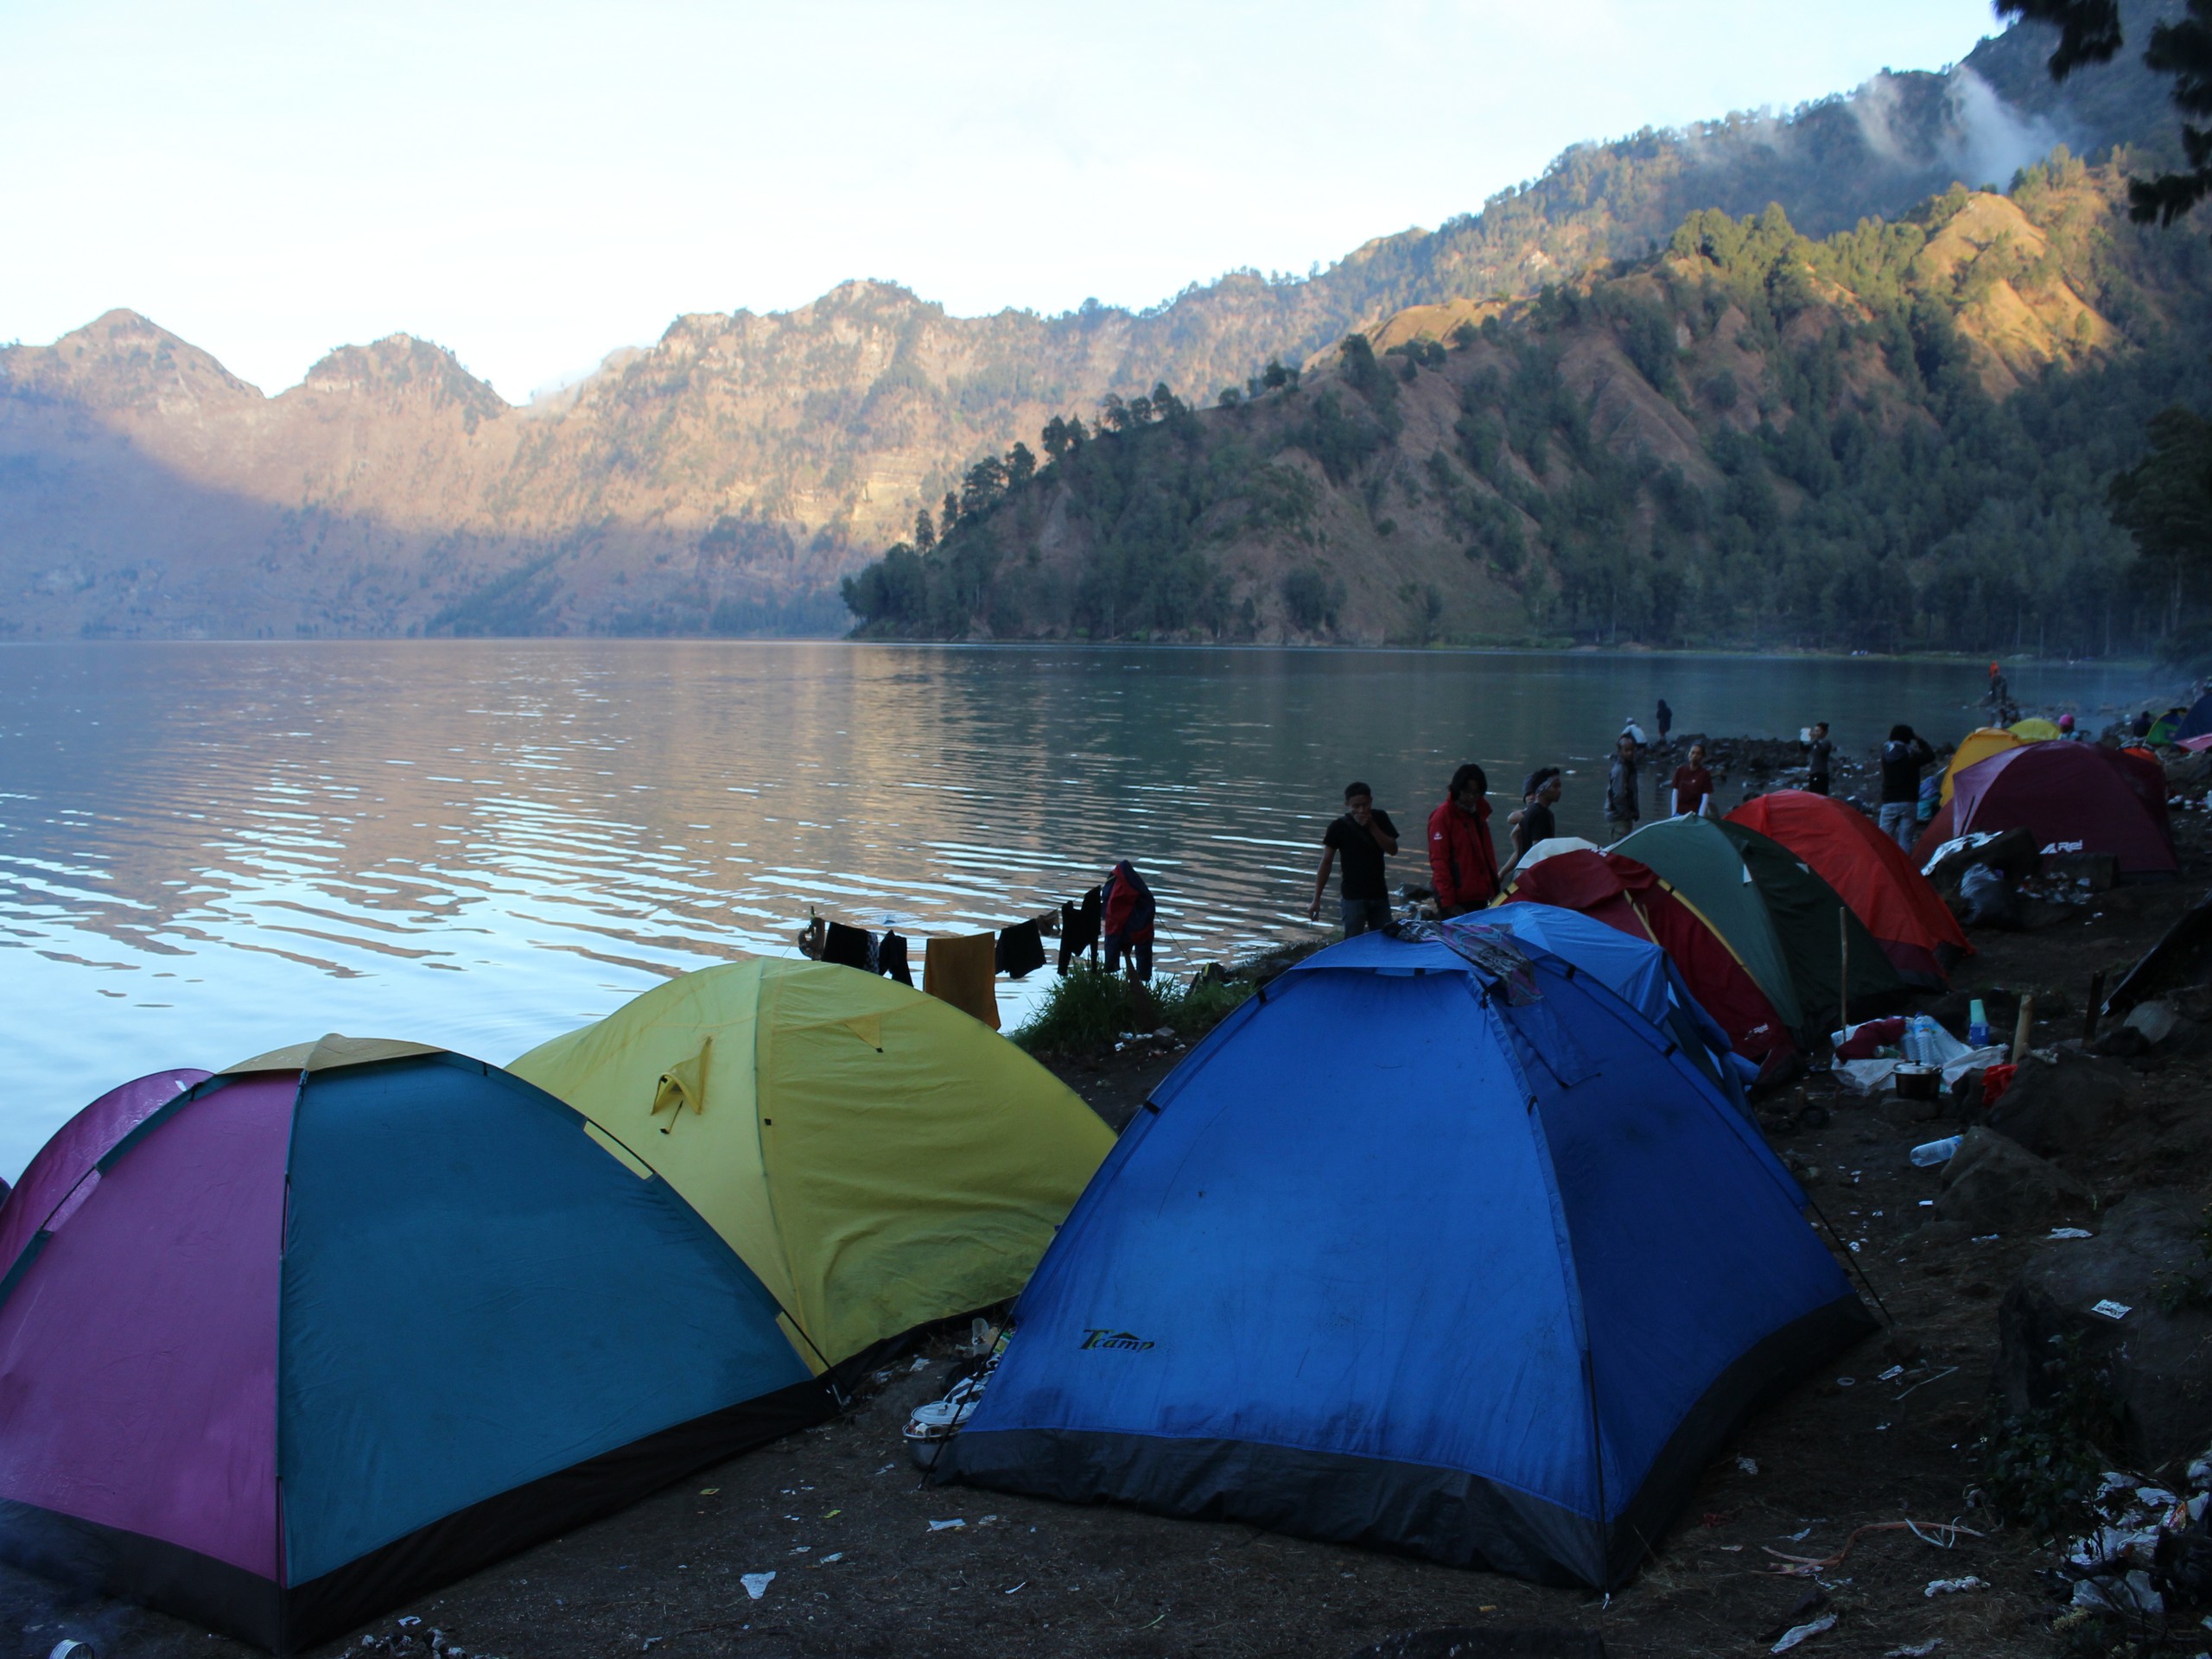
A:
842;158;2212;655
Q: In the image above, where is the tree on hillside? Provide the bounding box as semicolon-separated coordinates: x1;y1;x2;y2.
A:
1007;441;1036;488
942;491;961;537
1999;0;2212;223
2109;404;2212;633
912;506;937;552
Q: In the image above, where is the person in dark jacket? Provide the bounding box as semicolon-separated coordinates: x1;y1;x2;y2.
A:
1656;698;1673;747
1510;767;1562;862
1804;721;1834;796
1604;735;1640;843
1427;763;1499;917
1878;724;1936;850
1309;782;1400;937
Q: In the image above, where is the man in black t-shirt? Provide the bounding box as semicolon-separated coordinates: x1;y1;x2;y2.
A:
1309;781;1400;936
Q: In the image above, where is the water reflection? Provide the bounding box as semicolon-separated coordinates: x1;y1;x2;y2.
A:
0;640;2152;1176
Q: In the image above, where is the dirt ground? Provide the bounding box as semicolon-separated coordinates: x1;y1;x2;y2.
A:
14;793;2212;1659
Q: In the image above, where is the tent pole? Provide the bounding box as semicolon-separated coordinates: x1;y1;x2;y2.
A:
1838;909;1849;1032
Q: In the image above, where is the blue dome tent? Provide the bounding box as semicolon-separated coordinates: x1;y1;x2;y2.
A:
937;927;1872;1587
1470;906;1757;1112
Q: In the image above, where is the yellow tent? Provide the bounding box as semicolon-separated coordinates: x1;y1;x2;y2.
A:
2009;717;2063;742
511;958;1114;1370
1941;726;2025;803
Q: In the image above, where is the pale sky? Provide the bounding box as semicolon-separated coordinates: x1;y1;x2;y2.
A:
1;0;2007;400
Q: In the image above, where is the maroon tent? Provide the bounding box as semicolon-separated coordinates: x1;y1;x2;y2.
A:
1914;742;2176;880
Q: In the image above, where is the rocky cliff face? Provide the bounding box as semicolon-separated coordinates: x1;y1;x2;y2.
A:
0;3;2183;639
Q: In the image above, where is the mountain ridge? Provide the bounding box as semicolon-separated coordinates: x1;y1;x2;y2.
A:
0;2;2188;639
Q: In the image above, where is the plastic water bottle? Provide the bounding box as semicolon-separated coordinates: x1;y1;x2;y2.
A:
1967;999;1989;1048
1910;1135;1963;1168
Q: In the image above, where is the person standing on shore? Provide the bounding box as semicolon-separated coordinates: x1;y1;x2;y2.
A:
1427;764;1500;917
1309;782;1400;937
1511;768;1563;862
1669;742;1714;817
1605;735;1640;843
1656;698;1673;747
1878;724;1936;851
1804;721;1834;796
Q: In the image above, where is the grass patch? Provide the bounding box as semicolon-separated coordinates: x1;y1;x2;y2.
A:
1013;963;1255;1058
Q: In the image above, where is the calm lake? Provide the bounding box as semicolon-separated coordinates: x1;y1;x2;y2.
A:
0;639;2158;1176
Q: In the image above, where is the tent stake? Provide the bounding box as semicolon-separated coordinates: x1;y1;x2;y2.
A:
2082;971;2107;1044
2012;993;2037;1063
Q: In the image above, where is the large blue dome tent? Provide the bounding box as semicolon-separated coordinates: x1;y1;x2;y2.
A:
936;926;1872;1587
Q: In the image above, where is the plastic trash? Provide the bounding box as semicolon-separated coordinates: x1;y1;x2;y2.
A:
1884;1643;1942;1658
928;1517;967;1531
2092;1300;2133;1320
48;1643;96;1659
1772;1611;1837;1651
741;1572;775;1599
2050;1228;2094;1239
1967;999;1989;1047
1910;1135;1962;1168
1923;1576;1988;1596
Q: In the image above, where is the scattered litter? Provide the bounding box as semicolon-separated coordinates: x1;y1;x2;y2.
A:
823;1509;841;1518
928;1518;966;1531
2091;1300;2133;1321
48;1644;96;1659
1785;1528;1814;1542
1918;1199;1934;1206
907;1356;931;1372
790;1545;810;1554
1835;1376;1855;1388
1971;1234;1999;1243
698;1488;718;1496
398;1621;422;1630
1721;1544;1745;1552
1877;1365;1905;1382
1771;1611;1837;1651
2073;1570;2164;1617
1884;1643;1941;1657
741;1572;775;1600
2050;1228;2093;1239
1738;1456;1760;1475
1923;1576;1987;1596
818;1553;843;1564
1004;1581;1027;1595
1765;1519;1983;1575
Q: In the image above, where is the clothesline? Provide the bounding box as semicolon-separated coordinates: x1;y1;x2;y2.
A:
790;865;1155;1029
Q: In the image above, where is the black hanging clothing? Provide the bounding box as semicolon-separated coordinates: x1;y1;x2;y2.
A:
822;922;873;970
1058;887;1103;973
996;918;1047;980
879;931;912;987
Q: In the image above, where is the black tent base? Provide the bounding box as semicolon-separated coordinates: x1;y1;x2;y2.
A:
938;1294;1877;1590
0;1372;836;1654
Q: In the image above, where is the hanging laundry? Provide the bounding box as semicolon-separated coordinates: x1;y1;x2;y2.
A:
879;931;913;987
925;933;1000;1029
1058;887;1102;974
1102;861;1156;982
822;922;874;970
996;918;1047;980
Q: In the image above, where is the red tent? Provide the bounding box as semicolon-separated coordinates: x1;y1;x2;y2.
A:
1504;849;1796;1072
1728;790;1972;989
1913;742;2177;880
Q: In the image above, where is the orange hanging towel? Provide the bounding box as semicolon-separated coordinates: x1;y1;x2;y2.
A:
924;932;1001;1029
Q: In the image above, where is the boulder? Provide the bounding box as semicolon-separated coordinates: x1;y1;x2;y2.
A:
1986;1054;2130;1156
1930;1126;2090;1234
1996;1192;2212;1466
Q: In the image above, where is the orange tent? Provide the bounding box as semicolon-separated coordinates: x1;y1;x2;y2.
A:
1726;790;1971;990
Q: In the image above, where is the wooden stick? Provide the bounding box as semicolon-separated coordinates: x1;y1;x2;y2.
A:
1839;908;1850;1032
2012;993;2037;1063
2083;970;2107;1043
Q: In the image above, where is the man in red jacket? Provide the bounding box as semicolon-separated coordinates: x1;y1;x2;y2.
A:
1427;763;1499;917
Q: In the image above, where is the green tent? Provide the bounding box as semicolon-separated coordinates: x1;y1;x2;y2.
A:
1615;816;1904;1037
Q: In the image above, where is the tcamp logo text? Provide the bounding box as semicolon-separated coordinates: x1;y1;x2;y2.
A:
1080;1328;1155;1351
